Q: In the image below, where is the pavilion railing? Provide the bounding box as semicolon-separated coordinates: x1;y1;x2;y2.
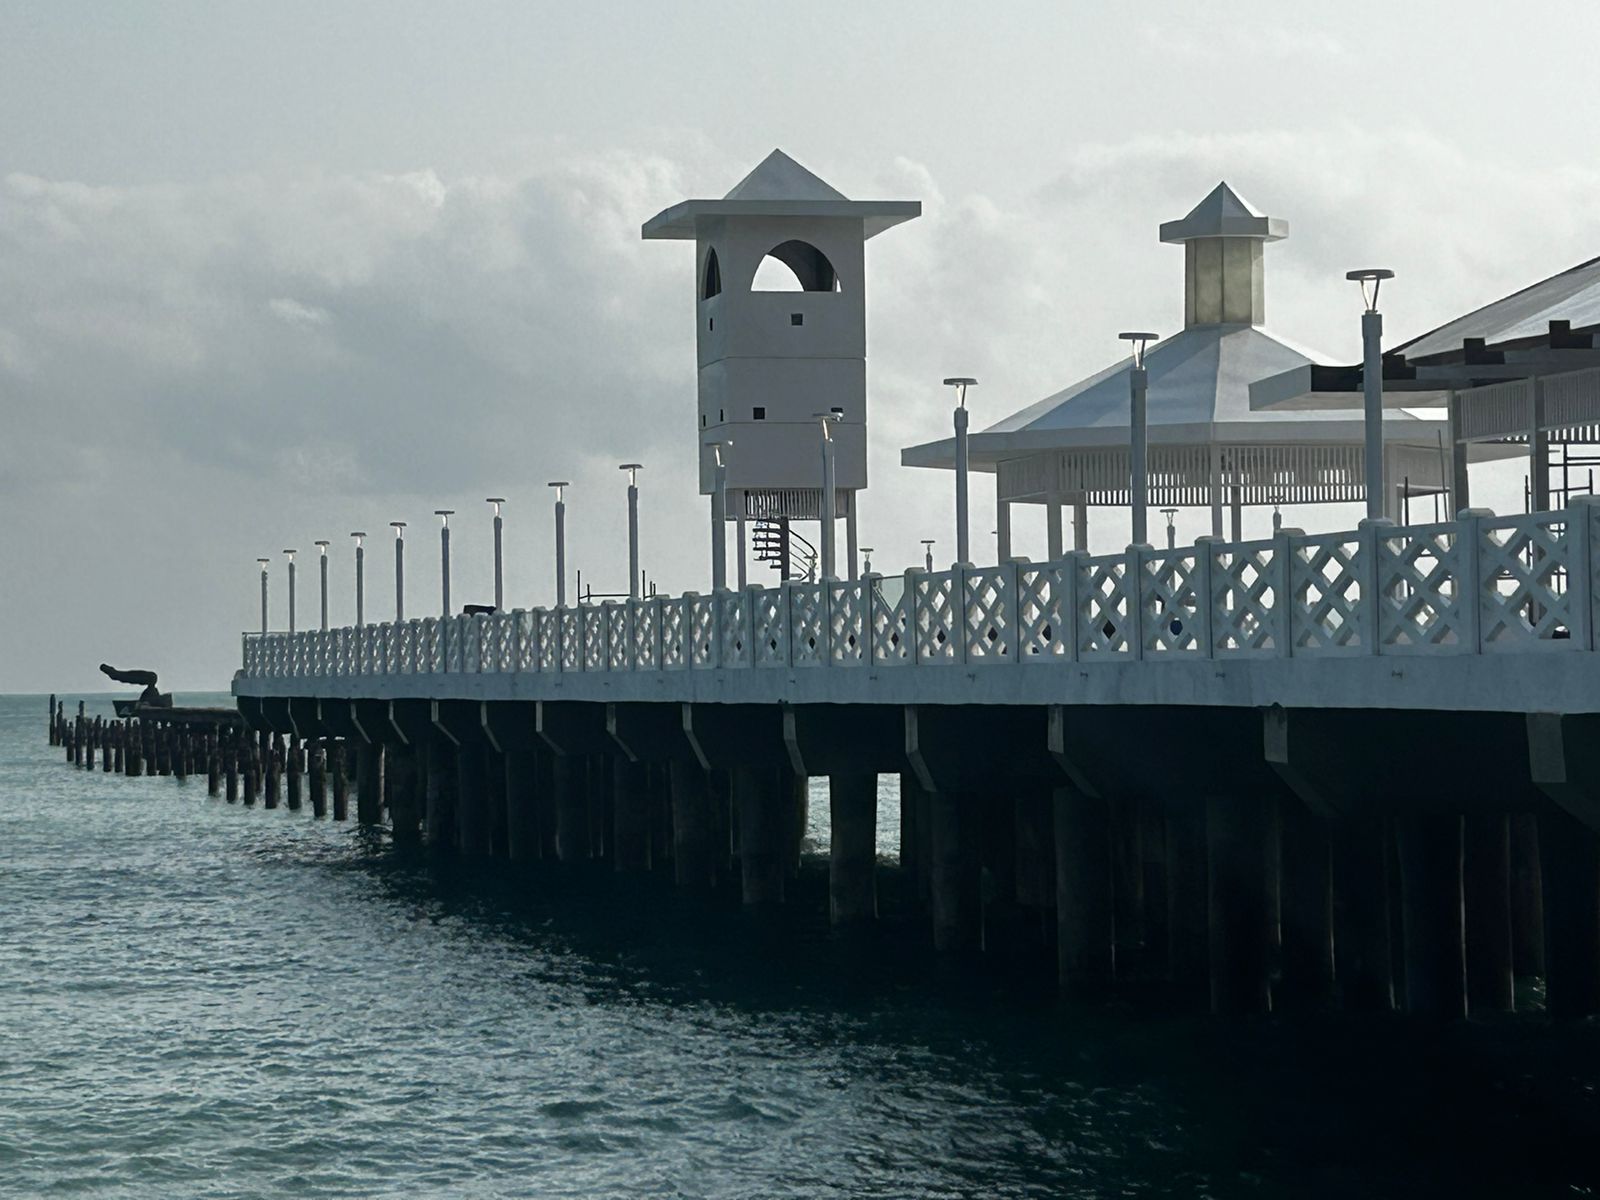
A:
239;502;1600;681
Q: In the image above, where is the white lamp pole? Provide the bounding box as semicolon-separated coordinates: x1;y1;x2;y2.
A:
944;377;977;565
283;549;298;634
620;464;642;599
548;482;568;608
435;510;454;617
391;521;407;622
1160;509;1178;550
814;412;840;579
861;546;874;575
486;499;505;610
1119;332;1158;546
921;539;935;572
257;558;270;635
315;541;330;630
350;532;366;626
1348;269;1395;520
706;442;731;591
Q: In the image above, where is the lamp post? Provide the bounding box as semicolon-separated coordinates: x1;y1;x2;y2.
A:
283;549;298;634
1160;509;1178;550
944;377;978;565
861;546;874;575
1348;268;1395;520
435;510;454;617
485;499;505;610
314;541;330;630
1119;331;1158;546
257;558;270;635
391;521;407;621
921;539;935;572
620;463;642;599
706;442;731;591
813;412;841;579
350;532;366;626
547;482;568;608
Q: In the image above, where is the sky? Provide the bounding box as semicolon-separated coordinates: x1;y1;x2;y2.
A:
5;0;1600;692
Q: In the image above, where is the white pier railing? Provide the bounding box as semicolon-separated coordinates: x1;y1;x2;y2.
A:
239;503;1600;681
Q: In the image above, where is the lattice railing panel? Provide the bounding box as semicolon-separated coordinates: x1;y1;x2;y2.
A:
1141;550;1201;655
1376;523;1469;652
1017;565;1069;659
829;581;867;664
660;598;688;669
1289;532;1363;655
688;595;715;667
717;592;749;667
963;568;1013;662
1211;541;1279;656
1480;513;1579;650
632;601;658;670
871;579;914;665
753;589;785;666
1077;556;1131;656
916;572;959;664
789;583;826;666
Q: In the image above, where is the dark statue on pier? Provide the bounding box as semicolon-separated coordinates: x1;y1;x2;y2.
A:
100;664;171;713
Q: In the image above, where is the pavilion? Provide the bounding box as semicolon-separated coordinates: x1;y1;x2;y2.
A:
902;183;1457;557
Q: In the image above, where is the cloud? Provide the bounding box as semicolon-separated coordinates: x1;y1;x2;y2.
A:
1141;24;1346;62
3;130;1596;689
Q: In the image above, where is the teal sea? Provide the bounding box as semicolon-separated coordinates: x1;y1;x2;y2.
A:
3;692;1599;1198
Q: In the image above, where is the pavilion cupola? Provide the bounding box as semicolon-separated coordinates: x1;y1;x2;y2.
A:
1159;182;1287;329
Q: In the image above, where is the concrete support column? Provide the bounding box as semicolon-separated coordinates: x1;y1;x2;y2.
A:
587;755;611;863
1111;799;1145;974
424;737;456;847
1510;812;1545;979
1277;799;1335;1011
1165;797;1209;1005
734;765;784;905
330;741;348;821
613;756;652;873
1206;795;1273;1015
1539;807;1600;1019
670;760;715;890
1395;814;1467;1020
781;762;808;877
899;772;931;904
1332;817;1394;1011
1464;813;1515;1014
1014;788;1055;918
389;742;422;844
355;742;383;825
456;744;492;857
930;788;980;953
504;747;539;861
553;754;588;862
828;773;878;925
485;746;508;856
1054;786;1113;998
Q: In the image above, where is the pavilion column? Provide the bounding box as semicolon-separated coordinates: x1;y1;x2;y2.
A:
996;485;1012;562
1447;390;1471;514
1230;485;1243;542
1072;496;1088;551
1209;445;1225;537
1530;376;1550;512
1046;493;1064;560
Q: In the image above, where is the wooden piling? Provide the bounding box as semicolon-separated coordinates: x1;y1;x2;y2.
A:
1206;794;1274;1016
734;764;786;906
504;747;539;861
354;741;382;824
553;753;588;862
1277;798;1335;1011
389;742;422;843
422;736;452;843
331;740;349;821
613;756;652;873
172;726;187;783
670;760;715;890
828;773;878;925
285;734;302;811
1510;812;1546;980
308;740;327;818
455;744;491;854
225;734;239;803
1057;786;1115;1000
1464;813;1515;1014
1395;813;1467;1020
48;693;57;745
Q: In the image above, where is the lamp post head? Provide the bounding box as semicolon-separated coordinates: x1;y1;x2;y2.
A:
485;498;505;516
435;509;453;527
390;521;407;537
1346;268;1394;313
314;540;330;555
547;481;569;503
282;549;296;561
920;538;935;549
812;410;841;440
942;376;978;409
1118;331;1159;369
350;531;366;546
619;462;642;486
257;557;270;569
703;439;732;468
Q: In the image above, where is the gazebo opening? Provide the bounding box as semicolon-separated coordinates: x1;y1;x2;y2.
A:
752;239;840;292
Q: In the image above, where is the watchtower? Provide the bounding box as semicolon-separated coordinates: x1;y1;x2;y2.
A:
643;150;919;566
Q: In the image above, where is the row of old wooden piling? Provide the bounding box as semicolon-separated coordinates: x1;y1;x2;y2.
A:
51;691;1598;1022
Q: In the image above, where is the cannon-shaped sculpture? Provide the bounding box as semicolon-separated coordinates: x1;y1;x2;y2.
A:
100;664;172;716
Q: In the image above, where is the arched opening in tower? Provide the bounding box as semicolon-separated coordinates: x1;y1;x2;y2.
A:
751;240;840;292
702;248;722;299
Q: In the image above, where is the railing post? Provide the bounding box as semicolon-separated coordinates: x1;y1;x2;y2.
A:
1063;553;1081;663
1570;497;1598;650
1003;560;1021;662
652;596;664;669
905;568;924;666
1274;528;1303;658
1195;536;1220;658
954;565;969;667
861;575;877;667
781;582;795;669
1126;544;1149;661
1458;509;1492;655
1358;517;1395;656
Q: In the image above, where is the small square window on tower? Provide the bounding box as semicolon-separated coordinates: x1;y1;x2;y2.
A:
753;407;766;420
790;312;803;326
